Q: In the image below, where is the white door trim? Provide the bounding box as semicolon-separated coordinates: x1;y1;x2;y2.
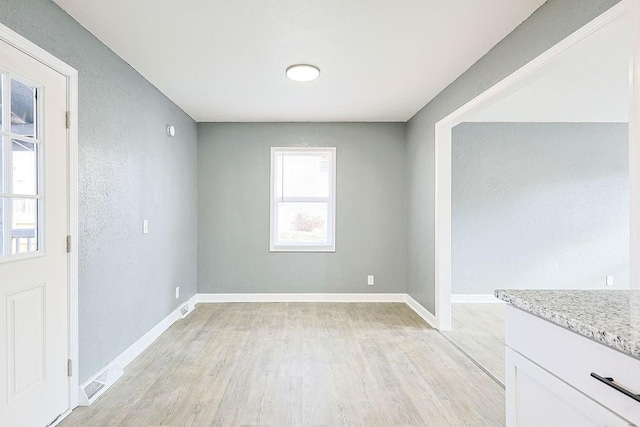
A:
434;0;640;331
0;23;80;409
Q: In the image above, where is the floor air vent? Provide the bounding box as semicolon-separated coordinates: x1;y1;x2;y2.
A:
83;378;105;400
80;369;109;403
79;363;125;406
179;303;190;318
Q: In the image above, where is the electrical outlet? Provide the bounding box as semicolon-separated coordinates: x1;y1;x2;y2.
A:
143;219;149;234
606;276;614;287
175;286;180;299
367;275;375;286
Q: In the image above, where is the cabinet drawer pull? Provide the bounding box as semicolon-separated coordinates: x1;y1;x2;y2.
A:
590;372;640;403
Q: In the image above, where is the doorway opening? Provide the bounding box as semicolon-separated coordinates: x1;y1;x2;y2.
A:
434;0;639;384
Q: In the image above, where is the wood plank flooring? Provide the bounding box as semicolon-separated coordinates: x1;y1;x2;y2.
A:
61;303;504;426
441;303;505;384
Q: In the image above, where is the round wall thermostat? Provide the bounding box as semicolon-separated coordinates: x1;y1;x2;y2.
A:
167;125;176;137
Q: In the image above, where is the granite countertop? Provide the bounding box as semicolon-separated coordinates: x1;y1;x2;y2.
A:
495;289;640;360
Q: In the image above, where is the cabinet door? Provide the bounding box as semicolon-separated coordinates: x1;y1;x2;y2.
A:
506;348;631;427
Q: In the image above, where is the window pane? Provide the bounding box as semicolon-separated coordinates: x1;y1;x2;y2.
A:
12;139;38;195
0;136;4;193
11;79;36;138
276;153;330;199
11;198;38;254
277;202;328;244
0;198;4;256
0;75;3;130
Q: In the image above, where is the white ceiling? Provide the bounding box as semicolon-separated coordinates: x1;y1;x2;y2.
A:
53;0;545;122
467;13;630;123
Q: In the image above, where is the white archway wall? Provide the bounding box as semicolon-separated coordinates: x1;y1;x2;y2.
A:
407;1;632;325
429;0;640;330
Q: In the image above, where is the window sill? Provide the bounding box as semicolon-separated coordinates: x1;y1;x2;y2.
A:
270;245;335;253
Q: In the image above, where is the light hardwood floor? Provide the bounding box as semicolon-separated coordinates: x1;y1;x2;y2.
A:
441;303;505;384
62;303;504;426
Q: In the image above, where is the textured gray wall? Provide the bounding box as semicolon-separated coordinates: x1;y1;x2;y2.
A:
406;0;623;313
197;123;407;294
452;122;629;294
0;0;198;381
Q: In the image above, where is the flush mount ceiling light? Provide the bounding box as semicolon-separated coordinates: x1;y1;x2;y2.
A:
286;64;320;82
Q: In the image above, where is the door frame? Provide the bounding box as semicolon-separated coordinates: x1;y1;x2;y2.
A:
434;0;640;330
0;23;80;410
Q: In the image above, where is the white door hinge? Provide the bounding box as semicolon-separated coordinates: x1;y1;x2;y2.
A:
65;111;71;129
67;359;72;377
66;235;71;253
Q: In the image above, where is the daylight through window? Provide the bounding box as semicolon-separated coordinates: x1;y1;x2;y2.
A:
270;147;336;252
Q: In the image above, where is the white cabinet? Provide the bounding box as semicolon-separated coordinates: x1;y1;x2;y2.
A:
506;348;629;426
505;305;640;426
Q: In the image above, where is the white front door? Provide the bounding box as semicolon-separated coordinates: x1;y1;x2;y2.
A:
0;38;69;427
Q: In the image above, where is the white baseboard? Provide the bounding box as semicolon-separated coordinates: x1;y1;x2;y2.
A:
195;293;407;303
405;295;438;328
451;294;504;303
78;295;197;406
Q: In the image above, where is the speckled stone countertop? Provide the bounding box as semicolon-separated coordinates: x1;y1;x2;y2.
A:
495;289;640;360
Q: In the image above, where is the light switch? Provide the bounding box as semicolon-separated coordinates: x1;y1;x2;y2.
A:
143;219;149;234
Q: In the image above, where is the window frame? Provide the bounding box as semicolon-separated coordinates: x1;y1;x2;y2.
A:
269;146;336;253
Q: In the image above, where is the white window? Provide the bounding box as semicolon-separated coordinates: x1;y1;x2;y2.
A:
270;147;336;252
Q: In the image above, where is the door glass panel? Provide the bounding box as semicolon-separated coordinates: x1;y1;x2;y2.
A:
0;74;4;130
0;76;43;259
0;136;4;193
0;198;4;256
11;198;37;254
11;79;36;138
277;202;329;243
12;139;37;195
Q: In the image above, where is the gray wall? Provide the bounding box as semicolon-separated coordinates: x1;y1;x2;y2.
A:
1;0;625;380
452;122;629;294
406;0;623;314
0;0;198;381
198;123;407;294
